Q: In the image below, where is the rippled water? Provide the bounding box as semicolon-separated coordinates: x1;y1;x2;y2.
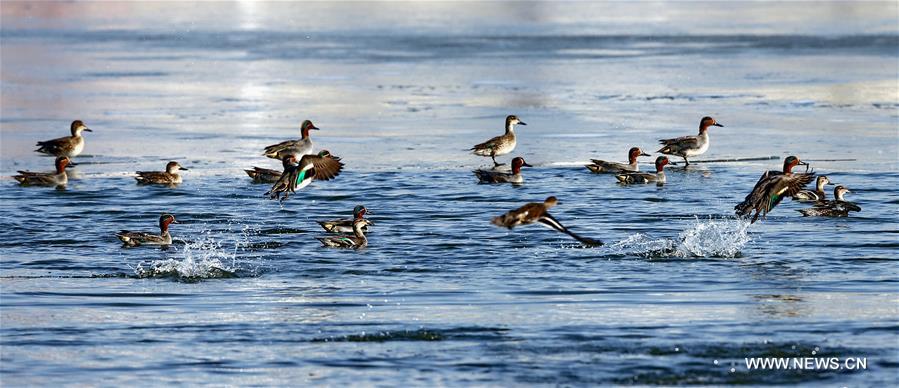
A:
1;2;898;386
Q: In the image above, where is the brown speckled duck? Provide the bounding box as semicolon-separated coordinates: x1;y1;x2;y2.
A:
245;156;298;184
135;161;189;185
735;155;815;223
793;175;832;202
35;120;92;158
116;214;179;247
657;116;723;166
471;115;526;167
615;156;671;185
13;156;71;187
491;196;603;247
474;156;532;184
586;147;650;174
798;185;861;217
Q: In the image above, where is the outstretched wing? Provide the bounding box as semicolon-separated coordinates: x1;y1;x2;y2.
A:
300;154;344;181
735;170;779;216
538;213;603;247
763;173;815;216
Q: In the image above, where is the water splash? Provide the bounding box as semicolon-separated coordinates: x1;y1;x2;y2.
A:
132;226;260;281
677;216;751;258
610;217;751;258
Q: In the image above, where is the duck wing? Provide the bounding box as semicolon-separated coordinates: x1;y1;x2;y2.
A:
471;133;509;155
35;136;76;155
473;169;512;183
763;173;816;216
735;170;780;217
300;154;344;181
135;171;176;184
537;213;604;247
263;139;300;158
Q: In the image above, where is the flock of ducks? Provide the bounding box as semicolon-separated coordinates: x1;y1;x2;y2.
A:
12;115;861;248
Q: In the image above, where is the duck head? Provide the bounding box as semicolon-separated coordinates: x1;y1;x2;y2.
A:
54;156;71;173
158;213;178;232
300;120;319;139
628;147;651;163
782;155;808;173
655;156;671;172
834;185;851;201
353;205;369;219
165;161;188;174
70;120;92;136
816;175;833;190
544;196;558;208
505;115;526;131
699;116;723;133
511;157;533;174
281;154;299;168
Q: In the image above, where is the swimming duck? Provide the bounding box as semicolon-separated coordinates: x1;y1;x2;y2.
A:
615;156;671;184
35;120;93;158
245;156;297;184
657;116;723;166
263;119;318;160
266;150;344;202
793;175;832;202
318;205;373;234
471;115;526;166
734;155;815;223
316;218;372;248
473;156;532;184
586;147;651;174
13;156;71;187
491;196;603;247
116;214;179;246
798;185;861;217
135;161;189;185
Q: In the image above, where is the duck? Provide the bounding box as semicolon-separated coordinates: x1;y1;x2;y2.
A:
471;115;526;167
116;214;179;246
35;120;93;158
134;161;189;185
657;116;723;166
318;205;373;234
245;156;296;184
792;175;832;202
798;185;861;217
491;196;603;247
13;156;71;187
473;156;532;184
263;119;318;160
734;155;815;223
586;147;651;174
266;150;344;202
615;156;671;184
316;218;372;248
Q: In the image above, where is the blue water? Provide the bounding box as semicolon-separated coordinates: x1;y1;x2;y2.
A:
1;2;898;386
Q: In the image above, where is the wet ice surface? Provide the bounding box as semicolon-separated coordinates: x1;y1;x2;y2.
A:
1;2;897;385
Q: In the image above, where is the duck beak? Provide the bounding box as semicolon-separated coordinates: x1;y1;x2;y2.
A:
522;162;533;167
713;123;724;127
518;121;527;126
171;219;180;224
66;161;78;167
83;128;93;132
640;152;651;157
668;161;678;166
179;167;189;171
